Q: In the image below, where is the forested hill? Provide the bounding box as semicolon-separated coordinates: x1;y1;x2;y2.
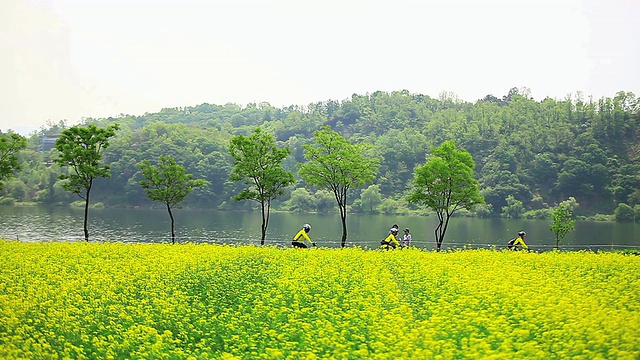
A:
7;88;640;218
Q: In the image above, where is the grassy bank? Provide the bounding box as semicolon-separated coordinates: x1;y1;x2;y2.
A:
1;241;638;359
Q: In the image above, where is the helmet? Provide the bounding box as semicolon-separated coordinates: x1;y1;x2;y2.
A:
390;228;399;235
518;231;526;236
303;224;311;232
404;228;410;232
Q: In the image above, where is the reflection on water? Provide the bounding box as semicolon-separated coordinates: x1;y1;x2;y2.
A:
1;206;638;251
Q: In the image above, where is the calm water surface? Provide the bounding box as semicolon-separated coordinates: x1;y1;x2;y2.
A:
1;206;638;251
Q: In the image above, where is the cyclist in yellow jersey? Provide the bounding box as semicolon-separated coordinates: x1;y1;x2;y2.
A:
292;223;316;248
381;227;400;250
508;231;528;250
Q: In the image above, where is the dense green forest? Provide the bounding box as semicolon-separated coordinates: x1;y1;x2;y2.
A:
2;88;639;220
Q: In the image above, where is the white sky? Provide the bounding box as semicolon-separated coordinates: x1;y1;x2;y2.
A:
1;0;639;135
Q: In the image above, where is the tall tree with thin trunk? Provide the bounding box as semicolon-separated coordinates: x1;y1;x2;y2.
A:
138;155;206;244
298;126;379;247
408;140;484;251
54;124;119;241
228;128;295;245
0;132;27;190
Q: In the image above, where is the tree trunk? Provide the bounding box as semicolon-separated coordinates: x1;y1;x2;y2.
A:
434;211;452;251
260;201;270;246
83;182;91;242
435;221;443;252
440;214;451;250
337;189;348;247
167;204;175;244
339;203;347;247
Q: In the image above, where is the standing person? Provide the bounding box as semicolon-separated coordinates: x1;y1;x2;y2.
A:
402;228;412;248
381;227;400;250
507;231;528;251
292;223;316;248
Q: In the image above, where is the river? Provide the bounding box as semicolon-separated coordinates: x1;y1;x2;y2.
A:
1;206;638;251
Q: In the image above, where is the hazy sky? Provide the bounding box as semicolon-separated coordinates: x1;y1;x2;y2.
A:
2;0;639;135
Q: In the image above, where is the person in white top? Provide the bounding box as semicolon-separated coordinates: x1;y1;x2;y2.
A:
402;228;412;248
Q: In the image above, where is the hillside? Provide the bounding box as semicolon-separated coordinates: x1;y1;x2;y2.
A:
3;88;639;217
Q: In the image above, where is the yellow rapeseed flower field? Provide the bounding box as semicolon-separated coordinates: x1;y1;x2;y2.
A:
0;240;638;359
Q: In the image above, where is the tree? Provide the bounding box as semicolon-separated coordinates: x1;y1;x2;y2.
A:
0;132;27;190
379;198;400;215
228;128;295;245
555;158;610;208
138;155;206;244
5;179;27;201
501;195;524;218
315;189;335;213
614;203;635;222
287;188;316;213
360;184;382;214
407;140;484;251
53;124;119;241
550;201;576;250
299;126;379;247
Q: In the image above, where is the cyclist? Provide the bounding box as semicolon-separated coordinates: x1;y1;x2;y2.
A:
381;227;401;250
507;231;528;251
292;223;316;248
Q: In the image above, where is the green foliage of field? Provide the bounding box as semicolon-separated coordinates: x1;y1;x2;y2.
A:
1;241;638;359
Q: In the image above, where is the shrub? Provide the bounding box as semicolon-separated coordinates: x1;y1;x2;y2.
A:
91;202;105;209
615;203;635;222
0;197;15;205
